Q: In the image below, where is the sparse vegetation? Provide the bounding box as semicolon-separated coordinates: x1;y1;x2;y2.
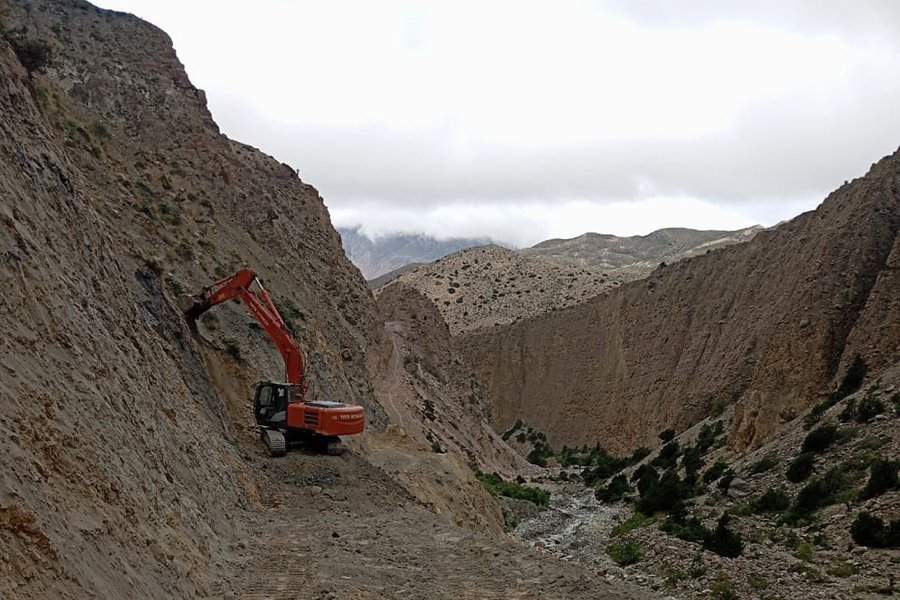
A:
274;297;302;334
786;452;816;482
6;30;53;73
749;454;779;475
702;513;744;558
222;337;241;359
710;572;739;600
606;540;643;566
164;276;185;296
801;423;840;454
658;428;676;443
476;472;550;506
752;487;790;513
850;512;900;548
595;474;632;503
611;511;653;537
860;459;900;500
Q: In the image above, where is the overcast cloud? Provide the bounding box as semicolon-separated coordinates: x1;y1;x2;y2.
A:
95;0;900;246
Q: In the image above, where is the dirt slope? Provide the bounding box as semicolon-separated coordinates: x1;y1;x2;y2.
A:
461;152;900;453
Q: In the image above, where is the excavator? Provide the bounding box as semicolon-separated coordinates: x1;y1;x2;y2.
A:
178;268;365;456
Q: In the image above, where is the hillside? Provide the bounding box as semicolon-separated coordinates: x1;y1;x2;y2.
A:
382;226;759;335
0;3;649;599
461;150;900;453
522;226;763;280
338;226;493;279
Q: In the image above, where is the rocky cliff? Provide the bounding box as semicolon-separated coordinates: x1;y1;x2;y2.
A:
461;152;900;453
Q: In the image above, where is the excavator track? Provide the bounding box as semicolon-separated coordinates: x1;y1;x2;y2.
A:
325;437;345;456
261;428;286;457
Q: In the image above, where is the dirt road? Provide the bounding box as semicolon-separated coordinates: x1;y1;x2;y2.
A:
204;443;654;600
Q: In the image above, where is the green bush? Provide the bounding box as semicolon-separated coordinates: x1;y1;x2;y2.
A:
274;298;303;334
651;440;680;469
703;514;744;558
696;420;724;453
637;470;687;514
710;572;739;600
596;474;632;503
850;512;900;548
164;276;185;296
606;540;643;566
750;455;779;475
718;468;735;492
222;337;241;359
658;428;676;443
611;511;653;537
793;467;851;516
752;487;790;513
703;460;729;483
837;354;868;398
630;446;651;463
801;423;839;454
476;472;550;506
856;394;885;422
860;459;899;500
786;452;816;482
660;509;709;544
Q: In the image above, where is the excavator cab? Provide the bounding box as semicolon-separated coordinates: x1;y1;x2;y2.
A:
254;382;295;426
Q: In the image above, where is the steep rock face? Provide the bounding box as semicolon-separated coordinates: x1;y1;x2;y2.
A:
368;283;531;477
461;151;900;454
0;1;383;597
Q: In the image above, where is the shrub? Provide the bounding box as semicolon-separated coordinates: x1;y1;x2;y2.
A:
793;467;851;516
637;470;686;515
795;541;815;561
164;276;185;296
856;394;885;422
696;421;724;453
681;445;705;482
718;468;735;492
630;446;651;463
611;511;652;537
596;474;632;503
749;455;779;475
606;540;643;566
658;428;676;443
747;573;770;591
476;472;550;506
786;452;816;482
710;572;739;600
703;514;744;558
752;487;790;513
850;512;900;548
801;423;839;454
827;563;857;578
199;312;220;331
837;354;867;398
660;511;708;544
838;398;857;423
652;440;680;470
860;459;900;500
274;298;303;334
431;440;445;453
222;337;241;359
703;460;729;483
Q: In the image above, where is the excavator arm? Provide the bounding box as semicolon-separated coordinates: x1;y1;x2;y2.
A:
179;268;307;396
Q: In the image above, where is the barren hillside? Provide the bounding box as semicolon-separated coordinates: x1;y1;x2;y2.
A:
384;227;760;335
0;2;649;599
461;151;900;453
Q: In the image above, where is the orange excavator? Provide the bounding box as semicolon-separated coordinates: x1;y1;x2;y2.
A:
179;268;365;456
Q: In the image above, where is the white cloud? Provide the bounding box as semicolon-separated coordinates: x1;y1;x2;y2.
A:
94;0;900;241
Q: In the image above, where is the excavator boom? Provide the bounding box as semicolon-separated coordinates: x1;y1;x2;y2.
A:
180;268;306;395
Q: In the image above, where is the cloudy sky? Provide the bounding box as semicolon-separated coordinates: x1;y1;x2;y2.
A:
94;0;900;247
